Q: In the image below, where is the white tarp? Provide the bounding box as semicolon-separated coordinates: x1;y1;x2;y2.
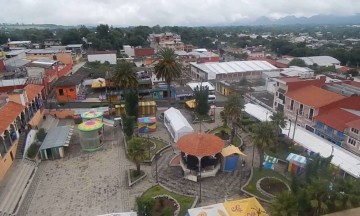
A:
244;103;272;122
164;107;194;142
188;203;229;216
244;103;360;178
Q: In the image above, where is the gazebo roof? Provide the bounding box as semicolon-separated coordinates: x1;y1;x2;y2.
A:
176;132;224;157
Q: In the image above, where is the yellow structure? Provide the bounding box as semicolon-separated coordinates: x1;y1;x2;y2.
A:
216;81;233;96
185;99;196;109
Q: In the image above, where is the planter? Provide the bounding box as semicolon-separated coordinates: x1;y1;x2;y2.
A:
256;177;291;199
128;169;147;187
152;195;180;216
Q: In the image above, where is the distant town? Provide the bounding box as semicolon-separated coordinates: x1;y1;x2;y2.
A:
0;24;359;216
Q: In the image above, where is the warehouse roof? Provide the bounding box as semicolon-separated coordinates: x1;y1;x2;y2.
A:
298;56;340;66
190;60;279;80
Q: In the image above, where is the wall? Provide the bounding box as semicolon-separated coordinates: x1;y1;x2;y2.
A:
56;85;77;101
284;97;318;128
28;109;44;127
0;140;18;180
47;110;74;119
0;59;5;72
134;48;155;57
315;121;344;146
88;54;117;64
56;53;73;65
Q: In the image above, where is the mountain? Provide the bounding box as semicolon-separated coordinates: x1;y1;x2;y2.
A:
253;14;360;25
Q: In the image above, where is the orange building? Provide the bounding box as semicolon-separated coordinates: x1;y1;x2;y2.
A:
55;76;81;102
0;84;44;180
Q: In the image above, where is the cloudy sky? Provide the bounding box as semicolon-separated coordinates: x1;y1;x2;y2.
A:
1;0;360;26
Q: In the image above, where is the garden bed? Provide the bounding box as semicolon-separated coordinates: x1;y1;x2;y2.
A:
128;169;146;187
243;168;290;202
142;138;169;161
209;126;242;147
257;177;290;198
139;185;194;216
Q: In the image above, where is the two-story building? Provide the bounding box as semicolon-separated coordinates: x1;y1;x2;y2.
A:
0;84;44;180
273;75;326;111
284;85;345;132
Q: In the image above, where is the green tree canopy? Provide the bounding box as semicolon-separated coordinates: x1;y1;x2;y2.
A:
127;137;147;176
112;60;138;90
253;121;276;170
288;58;307;67
194;86;210;116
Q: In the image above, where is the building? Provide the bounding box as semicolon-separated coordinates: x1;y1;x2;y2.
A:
247;57;288;68
123;45;135;57
187;49;220;63
134;48;155;57
0;84;44;180
148;32;184;51
273;75;326;111
7;41;31;49
65;44;83;54
298;56;341;67
25;49;74;65
284;85;345;132
187;82;215;95
190;60;280;81
87;51;117;64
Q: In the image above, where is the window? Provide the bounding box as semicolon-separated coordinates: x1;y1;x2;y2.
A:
309;108;314;120
58;89;64;96
351;128;359;134
299;104;304;115
348;137;356;146
290;100;294;110
276;92;279;97
69;89;74;92
276;82;279;86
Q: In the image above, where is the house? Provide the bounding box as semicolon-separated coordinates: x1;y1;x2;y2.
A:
298;56;341;67
7;41;31;49
134;48;155;57
187;49;220;63
284;85;345;132
65;44;83;54
55;74;86;102
25;49;74;65
273;75;326;111
87;51;117;64
190;60;279;81
0;84;44;180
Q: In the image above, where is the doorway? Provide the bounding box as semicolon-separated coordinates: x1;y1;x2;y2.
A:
46;149;53;160
10;151;14;161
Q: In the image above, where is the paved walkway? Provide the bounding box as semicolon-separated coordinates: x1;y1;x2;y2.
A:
25;121;155;216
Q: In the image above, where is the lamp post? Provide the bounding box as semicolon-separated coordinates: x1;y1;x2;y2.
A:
197;171;202;203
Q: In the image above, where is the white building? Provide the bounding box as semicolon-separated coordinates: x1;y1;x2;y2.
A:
298;56;341;67
187;82;215;95
190;60;280;81
87;51;117;64
122;45;135;57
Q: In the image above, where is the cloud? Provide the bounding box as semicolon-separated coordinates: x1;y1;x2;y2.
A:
1;0;360;26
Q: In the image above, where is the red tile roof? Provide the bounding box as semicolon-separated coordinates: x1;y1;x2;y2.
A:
346;119;360;130
286;85;345;108
0;101;25;133
24;84;44;102
337;66;352;73
315;108;360;131
176;132;224;156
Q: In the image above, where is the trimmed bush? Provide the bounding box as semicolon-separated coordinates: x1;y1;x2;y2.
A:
36;128;47;142
27;143;40;159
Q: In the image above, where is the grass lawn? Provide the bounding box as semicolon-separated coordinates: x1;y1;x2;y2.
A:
143;138;169;161
265;141;304;161
129;169;145;183
140;185;195;216
243;168;290;201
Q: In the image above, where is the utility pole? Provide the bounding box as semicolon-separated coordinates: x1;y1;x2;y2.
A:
292;109;299;141
287;120;292;137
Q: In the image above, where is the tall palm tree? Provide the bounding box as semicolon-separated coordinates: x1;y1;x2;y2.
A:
127;137;147;176
112;60;138;90
270;110;287;152
252;121;276;170
154;47;181;107
223;93;244;142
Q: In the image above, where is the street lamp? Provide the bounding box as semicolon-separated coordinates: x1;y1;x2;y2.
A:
197;171;202;203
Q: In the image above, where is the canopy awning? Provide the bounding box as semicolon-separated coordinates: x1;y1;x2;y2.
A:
91;78;106;88
40;126;73;150
185;99;196;109
286;153;307;166
221;145;247;157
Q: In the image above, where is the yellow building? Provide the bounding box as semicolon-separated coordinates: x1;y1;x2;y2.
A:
0;84;44;180
216;80;233;96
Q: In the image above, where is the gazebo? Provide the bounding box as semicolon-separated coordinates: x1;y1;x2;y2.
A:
176;132;224;182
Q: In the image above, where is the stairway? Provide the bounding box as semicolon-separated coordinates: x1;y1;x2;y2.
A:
15;131;29;160
0;159;37;215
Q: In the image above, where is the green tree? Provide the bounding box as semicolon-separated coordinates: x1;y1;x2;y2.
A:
136;197;155;216
270;191;299;216
127;137;147;176
124;90;139;118
224;94;244;143
60;29;82;45
252;122;276;170
112;60;138;90
123;115;135;138
194;86;210;116
154;48;181;107
289;58;307;67
346;68;359;77
270;110;287;152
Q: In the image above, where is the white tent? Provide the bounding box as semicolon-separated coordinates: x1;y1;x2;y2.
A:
164;107;194;142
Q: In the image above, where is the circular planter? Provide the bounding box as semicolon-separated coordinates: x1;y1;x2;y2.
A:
256;177;290;198
152;195;180;216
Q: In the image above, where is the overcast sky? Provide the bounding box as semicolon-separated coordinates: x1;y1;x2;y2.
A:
1;0;360;26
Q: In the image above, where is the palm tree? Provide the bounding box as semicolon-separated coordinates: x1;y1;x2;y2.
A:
223;93;244;142
270;110;287;152
270;191;299;216
154;47;181;107
127;137;147;176
252;121;276;170
112;60;138;90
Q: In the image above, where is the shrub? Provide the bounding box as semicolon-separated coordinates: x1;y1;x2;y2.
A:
137;197;155;216
36;128;47;142
27;142;40;159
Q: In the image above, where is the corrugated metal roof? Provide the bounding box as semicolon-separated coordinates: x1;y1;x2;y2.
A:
40;126;71;150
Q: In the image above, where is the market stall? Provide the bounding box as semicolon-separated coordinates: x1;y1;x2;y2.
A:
138;117;157;133
221;145;246;172
39;126;73;160
286;153;307;175
138;101;156;116
164;107;193;142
